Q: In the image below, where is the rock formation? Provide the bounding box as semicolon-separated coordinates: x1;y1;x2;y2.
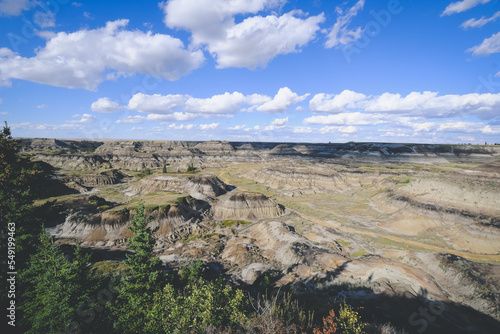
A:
22;139;500;172
126;174;231;200
212;192;284;221
67;169;128;187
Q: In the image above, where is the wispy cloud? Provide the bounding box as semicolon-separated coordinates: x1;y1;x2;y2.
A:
441;0;491;16
467;32;500;56
325;0;365;49
461;10;500;29
34;11;56;28
0;0;34;16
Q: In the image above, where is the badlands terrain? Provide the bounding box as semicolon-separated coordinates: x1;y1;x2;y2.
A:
22;138;500;333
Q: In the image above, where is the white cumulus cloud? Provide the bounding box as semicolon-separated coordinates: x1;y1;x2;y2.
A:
161;0;324;69
209;11;325;69
257;87;309;113
185;92;268;114
362;91;500;118
128;93;187;114
168;123;195;130
0;20;204;90
91;97;123;113
309;90;366;113
308;90;500;119
271;117;288;127
482;125;500;134
199;123;219;130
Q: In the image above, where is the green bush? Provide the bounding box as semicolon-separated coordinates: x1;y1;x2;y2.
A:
186;163;196;173
335;301;366;334
88;195;106;207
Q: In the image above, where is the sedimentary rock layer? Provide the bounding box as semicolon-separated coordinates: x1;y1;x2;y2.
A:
212;192;284;221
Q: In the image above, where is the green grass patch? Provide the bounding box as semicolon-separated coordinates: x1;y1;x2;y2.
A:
336;239;352;247
91;260;130;278
374;237;396;245
184;233;217;243
358;166;409;173
222;220;252;228
185;234;202;243
353;250;368;257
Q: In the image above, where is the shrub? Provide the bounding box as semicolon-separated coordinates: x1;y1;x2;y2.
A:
174;196;188;207
291;242;309;257
336;302;365;334
247;291;313;333
186;163;196;172
88;195;106;207
313;309;338;334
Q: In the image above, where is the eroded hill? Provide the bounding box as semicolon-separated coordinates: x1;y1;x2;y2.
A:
25;139;500;333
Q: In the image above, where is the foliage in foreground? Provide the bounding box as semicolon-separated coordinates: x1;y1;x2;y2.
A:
20;234;93;333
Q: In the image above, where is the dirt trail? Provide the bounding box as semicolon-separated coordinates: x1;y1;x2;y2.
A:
218;171;500;263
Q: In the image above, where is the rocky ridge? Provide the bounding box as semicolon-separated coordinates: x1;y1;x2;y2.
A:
21;139;500;172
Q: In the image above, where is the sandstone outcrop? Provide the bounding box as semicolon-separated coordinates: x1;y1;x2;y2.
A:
219;221;347;284
194;141;235;155
67;169;128;187
47;196;210;245
212;192;284;221
244;165;352;196
33;153;106;170
126;174;231;200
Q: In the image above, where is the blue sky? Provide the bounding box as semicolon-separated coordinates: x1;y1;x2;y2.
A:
0;0;499;143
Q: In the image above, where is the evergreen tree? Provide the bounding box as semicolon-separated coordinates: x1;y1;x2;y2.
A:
0;122;39;324
0;122;36;227
113;202;165;333
20;232;93;333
